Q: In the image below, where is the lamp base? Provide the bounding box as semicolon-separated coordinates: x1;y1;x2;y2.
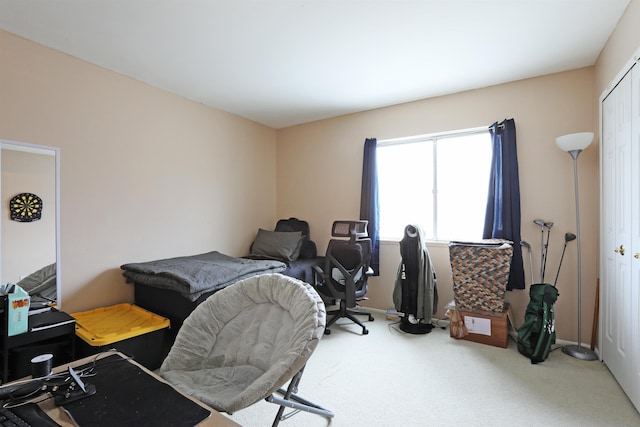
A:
562;344;598;361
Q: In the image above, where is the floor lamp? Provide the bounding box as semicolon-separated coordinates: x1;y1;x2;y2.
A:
555;132;598;361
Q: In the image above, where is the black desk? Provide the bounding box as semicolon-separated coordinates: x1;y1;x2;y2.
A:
62;353;213;426
34;352;240;427
1;309;76;383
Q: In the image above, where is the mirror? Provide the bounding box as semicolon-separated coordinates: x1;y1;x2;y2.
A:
1;140;60;308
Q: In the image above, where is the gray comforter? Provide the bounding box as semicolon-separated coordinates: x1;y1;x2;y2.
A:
121;251;286;301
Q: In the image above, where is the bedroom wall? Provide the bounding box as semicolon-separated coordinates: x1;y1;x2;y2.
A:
0;30;278;313
595;0;640;97
276;67;597;343
2;0;637;342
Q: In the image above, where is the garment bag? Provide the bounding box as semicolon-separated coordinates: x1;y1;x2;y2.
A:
394;224;437;334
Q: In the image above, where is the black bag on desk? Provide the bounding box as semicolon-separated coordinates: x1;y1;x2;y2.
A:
517;283;559;364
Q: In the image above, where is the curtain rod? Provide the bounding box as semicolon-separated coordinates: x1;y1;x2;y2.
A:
378;125;488;145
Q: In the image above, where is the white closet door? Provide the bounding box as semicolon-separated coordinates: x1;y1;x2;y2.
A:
601;65;639;411
601;75;617;372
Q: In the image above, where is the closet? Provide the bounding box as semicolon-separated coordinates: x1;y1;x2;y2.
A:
600;59;640;412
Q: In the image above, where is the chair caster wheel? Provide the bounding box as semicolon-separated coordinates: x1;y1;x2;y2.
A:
362;329;369;335
368;315;374;321
324;328;331;335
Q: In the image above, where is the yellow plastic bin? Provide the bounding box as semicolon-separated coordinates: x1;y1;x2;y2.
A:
72;303;170;370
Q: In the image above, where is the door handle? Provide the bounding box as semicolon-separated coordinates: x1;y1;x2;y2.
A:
614;245;625;256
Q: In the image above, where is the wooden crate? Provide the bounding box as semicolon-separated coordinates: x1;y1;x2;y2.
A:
451;303;514;348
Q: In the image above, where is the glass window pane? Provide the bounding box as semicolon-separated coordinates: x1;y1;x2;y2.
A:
377;143;433;239
377;129;491;242
436;133;491;241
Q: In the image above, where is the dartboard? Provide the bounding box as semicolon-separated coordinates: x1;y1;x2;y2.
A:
9;193;43;222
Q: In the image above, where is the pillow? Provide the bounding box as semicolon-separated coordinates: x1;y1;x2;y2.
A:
274;218;317;259
250;229;303;262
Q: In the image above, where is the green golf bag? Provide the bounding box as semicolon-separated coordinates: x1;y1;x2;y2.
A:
517;283;559;364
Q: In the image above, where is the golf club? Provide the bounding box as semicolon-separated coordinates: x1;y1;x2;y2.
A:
533;219;545;282
541;221;554;282
553;232;577;286
521;240;534;285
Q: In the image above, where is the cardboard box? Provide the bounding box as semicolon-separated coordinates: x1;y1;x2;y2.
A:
451;303;513;348
72;303;170;370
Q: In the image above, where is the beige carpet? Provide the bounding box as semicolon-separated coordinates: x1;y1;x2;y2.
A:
228;312;640;427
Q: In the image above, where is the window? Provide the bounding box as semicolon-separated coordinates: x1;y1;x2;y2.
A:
377;128;492;241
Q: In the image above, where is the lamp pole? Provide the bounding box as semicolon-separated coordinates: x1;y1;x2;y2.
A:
562;149;598;360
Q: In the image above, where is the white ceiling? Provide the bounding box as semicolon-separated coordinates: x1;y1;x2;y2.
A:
0;0;631;129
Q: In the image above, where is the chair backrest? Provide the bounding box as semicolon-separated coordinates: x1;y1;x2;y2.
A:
329;219;368;243
319;221;371;307
275;217;317;259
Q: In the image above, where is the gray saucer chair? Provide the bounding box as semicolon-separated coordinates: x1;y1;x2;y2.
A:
159;273;333;426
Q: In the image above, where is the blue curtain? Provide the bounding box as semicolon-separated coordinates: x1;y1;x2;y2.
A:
360;138;380;276
483;119;525;290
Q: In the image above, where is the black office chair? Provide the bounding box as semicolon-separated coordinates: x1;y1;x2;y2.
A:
312;220;374;335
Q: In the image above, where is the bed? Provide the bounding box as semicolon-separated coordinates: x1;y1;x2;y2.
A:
122;251;286;330
122;218;325;336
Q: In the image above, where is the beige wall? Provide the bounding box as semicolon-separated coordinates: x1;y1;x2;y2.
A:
595;0;640;97
0;30;278;313
277;0;640;345
1;0;639;344
277;68;598;343
592;0;640;348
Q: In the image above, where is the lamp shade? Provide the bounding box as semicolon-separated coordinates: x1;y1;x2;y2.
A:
555;132;594;152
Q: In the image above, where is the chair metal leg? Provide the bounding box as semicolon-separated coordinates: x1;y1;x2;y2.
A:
344;311;371;335
267;366;334;427
325;300;374;335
